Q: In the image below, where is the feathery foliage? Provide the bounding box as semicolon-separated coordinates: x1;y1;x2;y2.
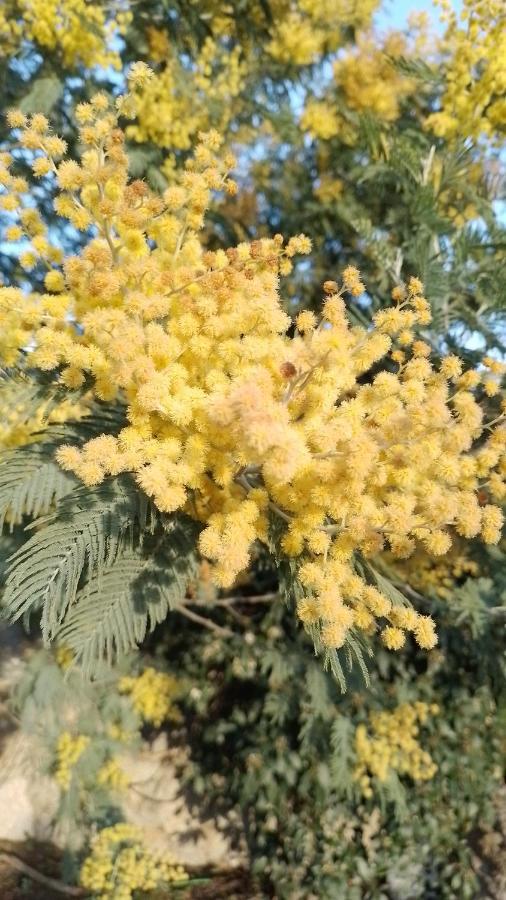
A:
58;519;198;671
3;477;157;638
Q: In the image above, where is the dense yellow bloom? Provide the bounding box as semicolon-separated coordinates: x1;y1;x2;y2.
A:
332;31;418;124
97;758;130;791
267;0;378;65
55;732;90;790
314;176;344;203
0;86;504;662
390;545;480;601
354;702;438;798
299;24;427;150
0;0;130;68
137;0;377;71
129;38;246;152
80;824;187;899
301;101;341;141
107;723;134;744
426;0;506;142
118;668;182;727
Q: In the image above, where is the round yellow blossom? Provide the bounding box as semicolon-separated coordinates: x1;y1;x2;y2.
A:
381;626;406;651
426;0;506;144
44;270;65;292
353;702;438;796
6;109;27;129
301;101;340;140
5;225;23;241
296;310;317;333
118;668;182;727
0;86;503;667
0;0;130;69
79;824;188;899
54;732;90;790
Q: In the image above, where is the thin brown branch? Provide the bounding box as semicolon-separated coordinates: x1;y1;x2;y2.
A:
212;592;279;606
177;605;234;637
236;473;291;523
0;853;85;896
222;605;249;626
129;784;180;804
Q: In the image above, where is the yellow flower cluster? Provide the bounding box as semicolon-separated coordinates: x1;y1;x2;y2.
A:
97;759;130;791
55;732;90;790
0;0;130;69
267;0;378;65
128;37;246;152
332;31;418;125
426;0;506;142
107;723;134;744
313;175;344;204
79;823;187;900
354;701;438;798
136;0;377;69
0;84;505;659
55;645;75;670
391;545;480;601
301;101;341;141
300;25;427;146
428;156;483;227
118;668;182;728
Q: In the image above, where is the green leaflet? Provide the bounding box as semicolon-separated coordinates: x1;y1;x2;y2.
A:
19;74;63;116
2;476;156;640
0;365;65;425
388;55;440;84
0;412;128;530
57;520;198;673
0;442;77;529
329;715;353;796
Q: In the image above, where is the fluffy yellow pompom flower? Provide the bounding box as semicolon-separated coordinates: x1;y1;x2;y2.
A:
354;701;438;797
0;81;504;668
301;101;340;140
44;269;65;292
426;0;506;143
118;668;182;727
54;732;90;790
0;0;130;69
80;824;187;899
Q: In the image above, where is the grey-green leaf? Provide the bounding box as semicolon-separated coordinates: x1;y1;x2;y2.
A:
57;520;198;672
2;477;155;640
19;75;63;115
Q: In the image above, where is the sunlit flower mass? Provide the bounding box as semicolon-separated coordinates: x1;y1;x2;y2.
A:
0;67;504;660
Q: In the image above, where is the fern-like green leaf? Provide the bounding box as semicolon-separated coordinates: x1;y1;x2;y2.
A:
0;364;72;423
388;54;440;84
2;476;156;640
0;412;129;530
330;715;353;795
57;519;198;672
322;647;347;694
346;634;371;687
0;443;76;530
